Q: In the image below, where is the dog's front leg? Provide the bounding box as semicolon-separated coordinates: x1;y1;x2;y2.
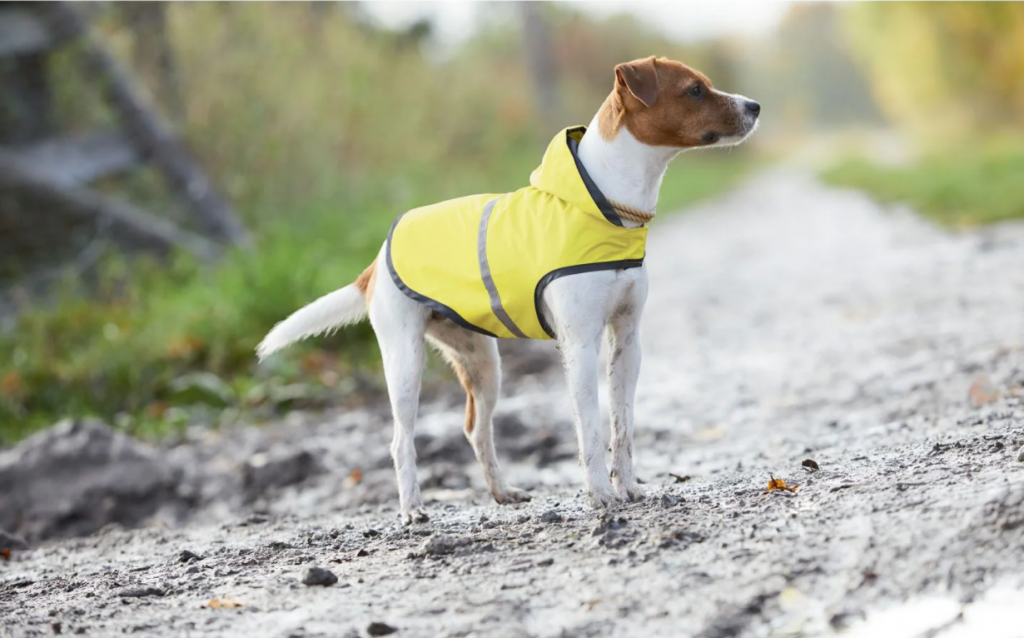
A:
607;277;647;501
606;320;644;501
560;333;619;508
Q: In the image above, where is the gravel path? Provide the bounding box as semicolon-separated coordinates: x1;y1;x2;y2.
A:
3;168;1024;638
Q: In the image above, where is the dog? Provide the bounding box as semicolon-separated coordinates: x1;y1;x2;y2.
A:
257;56;759;524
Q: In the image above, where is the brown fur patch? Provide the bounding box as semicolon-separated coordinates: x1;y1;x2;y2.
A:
354;259;378;304
597;92;624;141
450;360;476;434
598;56;744;148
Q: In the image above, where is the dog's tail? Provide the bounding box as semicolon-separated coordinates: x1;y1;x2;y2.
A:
256;262;374;361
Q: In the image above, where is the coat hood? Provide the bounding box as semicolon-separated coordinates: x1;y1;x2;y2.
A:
529;126;625;227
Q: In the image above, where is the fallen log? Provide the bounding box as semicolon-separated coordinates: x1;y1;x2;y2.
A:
0;148;222;261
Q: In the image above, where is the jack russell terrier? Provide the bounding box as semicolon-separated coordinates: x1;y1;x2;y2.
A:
258;56;759;524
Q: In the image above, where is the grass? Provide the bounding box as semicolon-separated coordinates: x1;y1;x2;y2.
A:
0;5;758;444
821;137;1024;227
0;148;752;444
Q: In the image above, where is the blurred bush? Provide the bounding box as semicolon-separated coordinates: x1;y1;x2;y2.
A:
0;3;754;440
841;2;1024;142
821;3;1024;226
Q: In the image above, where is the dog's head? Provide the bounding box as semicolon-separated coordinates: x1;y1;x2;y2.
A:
599;56;759;148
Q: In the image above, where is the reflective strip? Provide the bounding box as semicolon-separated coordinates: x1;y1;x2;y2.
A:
477;198;528;338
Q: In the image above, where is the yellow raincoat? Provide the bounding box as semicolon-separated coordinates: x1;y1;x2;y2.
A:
386;127;648;339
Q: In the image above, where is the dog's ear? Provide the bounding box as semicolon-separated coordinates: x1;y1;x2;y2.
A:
615;57;659;107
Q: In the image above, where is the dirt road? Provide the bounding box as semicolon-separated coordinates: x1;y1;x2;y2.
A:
3;169;1024;638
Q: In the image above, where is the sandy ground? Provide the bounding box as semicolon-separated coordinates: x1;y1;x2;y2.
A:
3;168;1024;638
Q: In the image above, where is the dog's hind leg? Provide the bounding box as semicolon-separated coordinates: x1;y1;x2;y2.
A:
368;252;432;525
426;318;531;504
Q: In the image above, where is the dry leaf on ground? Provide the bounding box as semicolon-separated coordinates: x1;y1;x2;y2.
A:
207;597;244;609
968;374;1000;407
766;476;799;493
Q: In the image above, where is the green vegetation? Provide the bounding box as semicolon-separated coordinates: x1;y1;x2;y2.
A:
0;4;754;442
822;139;1024;227
0;152;750;443
823;5;1024;227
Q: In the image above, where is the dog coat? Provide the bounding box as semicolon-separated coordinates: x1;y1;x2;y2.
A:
386;126;648;340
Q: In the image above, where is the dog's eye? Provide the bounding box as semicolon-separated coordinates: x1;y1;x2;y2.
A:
687;84;704;99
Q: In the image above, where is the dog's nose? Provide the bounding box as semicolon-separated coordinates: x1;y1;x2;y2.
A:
745;100;761;117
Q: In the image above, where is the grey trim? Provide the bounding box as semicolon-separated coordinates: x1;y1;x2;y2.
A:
477;198;529;338
386;212;497;338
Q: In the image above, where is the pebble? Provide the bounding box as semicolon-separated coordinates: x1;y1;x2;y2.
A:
420;535;465;556
367;622;398;636
659;494;679;508
178;550;201;563
539;510;563;524
117;587;164;598
302;567;338;587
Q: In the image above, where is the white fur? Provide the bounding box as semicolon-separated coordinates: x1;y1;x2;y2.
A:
258;84;758;524
256;284;366;360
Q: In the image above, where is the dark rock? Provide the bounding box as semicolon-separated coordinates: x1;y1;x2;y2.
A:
0;419;178;541
536;558;554;567
659;493;679;508
267;541;293;550
497;339;558;377
242;450;321;502
367;622;398;636
421;463;471;490
539;510;563;524
302;567;338;587
420;535;467;556
178;549;201;563
802;459;820;471
117;587;165;598
50;621;62;635
0;528;29;550
415;432;475;465
590;515;628;537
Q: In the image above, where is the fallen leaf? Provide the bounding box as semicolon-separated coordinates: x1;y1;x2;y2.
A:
145;402;168;418
344;468;364;487
0;370;23;398
668;473;691;483
766;476;799;493
207;597;244;609
1;549;10;560
167;335;204;359
968;374;1000;407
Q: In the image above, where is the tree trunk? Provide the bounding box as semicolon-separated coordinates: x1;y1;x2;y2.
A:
519;3;561;136
118;2;184;122
0;54;53;146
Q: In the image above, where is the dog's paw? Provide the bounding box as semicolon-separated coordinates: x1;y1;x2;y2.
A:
617;482;646;502
588;486;622;509
492;486;532;504
401;507;430;526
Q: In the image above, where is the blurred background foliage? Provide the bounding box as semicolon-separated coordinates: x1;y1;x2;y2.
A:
1;1;1022;441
